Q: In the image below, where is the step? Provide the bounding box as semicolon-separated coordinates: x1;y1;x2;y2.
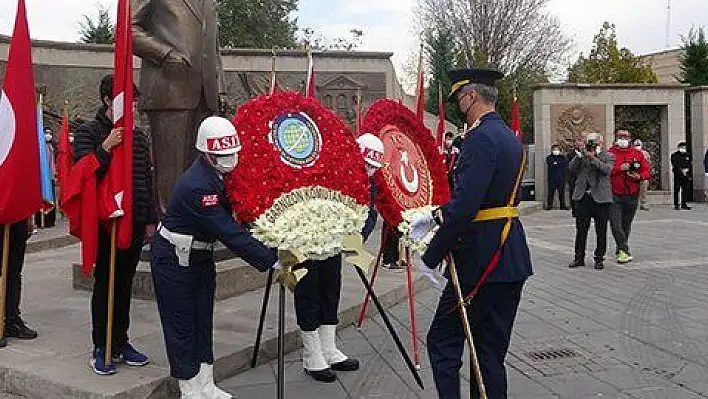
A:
72;256;268;301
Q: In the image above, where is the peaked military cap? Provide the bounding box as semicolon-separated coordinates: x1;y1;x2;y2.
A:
447;68;504;100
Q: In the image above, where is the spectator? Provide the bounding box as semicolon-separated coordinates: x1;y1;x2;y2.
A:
568;133;615;270
633;139;651;211
0;218;39;348
670;142;692;210
566;139;584;216
609;130;650;264
545;143;568;210
442;131;460;191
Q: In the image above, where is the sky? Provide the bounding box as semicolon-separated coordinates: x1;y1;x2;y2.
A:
1;0;707;81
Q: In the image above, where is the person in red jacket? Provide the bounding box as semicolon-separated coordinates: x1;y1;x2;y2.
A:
608;130;650;264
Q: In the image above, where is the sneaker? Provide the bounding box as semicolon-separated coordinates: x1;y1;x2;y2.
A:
626;252;634;261
594;261;605;270
681;205;692;210
91;347;117;375
5;318;38;340
568;259;585;268
116;342;149;366
617;251;631;264
382;262;405;271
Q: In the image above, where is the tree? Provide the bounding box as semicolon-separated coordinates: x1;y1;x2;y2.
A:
417;0;571;76
77;5;114;44
568;22;657;84
423;27;464;127
217;0;298;49
679;27;708;86
297;27;364;51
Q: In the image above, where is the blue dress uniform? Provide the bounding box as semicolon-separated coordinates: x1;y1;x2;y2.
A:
151;156;276;380
422;69;533;399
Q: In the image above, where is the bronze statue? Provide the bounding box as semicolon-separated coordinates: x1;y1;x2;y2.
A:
132;0;226;210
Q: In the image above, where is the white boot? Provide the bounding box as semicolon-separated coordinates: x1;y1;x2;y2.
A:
301;330;328;371
201;363;233;399
178;370;204;399
318;325;348;364
318;324;359;371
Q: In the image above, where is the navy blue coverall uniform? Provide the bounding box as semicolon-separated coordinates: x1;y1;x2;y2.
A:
151;157;276;379
546;152;568;209
293;179;378;332
422;113;533;399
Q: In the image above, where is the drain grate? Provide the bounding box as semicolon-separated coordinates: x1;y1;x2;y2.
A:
525;348;579;362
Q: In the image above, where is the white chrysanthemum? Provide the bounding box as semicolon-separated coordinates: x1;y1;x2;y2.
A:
398;205;438;255
252;187;368;260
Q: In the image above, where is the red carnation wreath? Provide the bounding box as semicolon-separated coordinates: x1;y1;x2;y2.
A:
226;91;370;260
361;99;450;227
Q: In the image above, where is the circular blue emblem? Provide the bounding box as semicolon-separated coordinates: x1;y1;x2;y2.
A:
270;112;322;168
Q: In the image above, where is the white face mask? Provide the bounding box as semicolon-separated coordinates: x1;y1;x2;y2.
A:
634;145;642;150
679;148;687;153
45;134;52;141
365;164;378;177
445;140;453;147
616;139;629;148
212;154;238;174
552;150;560;156
595;147;602;155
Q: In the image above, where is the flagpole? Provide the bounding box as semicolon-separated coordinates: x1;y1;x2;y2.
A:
105;220;118;366
356;87;362;136
270;47;278;95
1;224;10;342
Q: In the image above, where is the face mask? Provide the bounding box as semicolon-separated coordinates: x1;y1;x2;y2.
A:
45;134;52;141
212;154;237;173
617;139;629;148
679;148;687;153
365;164;378;177
445;140;453;147
634;145;642;150
552;150;560;156
459;92;474;116
595;147;602;155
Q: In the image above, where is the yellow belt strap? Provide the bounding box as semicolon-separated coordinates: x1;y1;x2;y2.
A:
473;206;520;222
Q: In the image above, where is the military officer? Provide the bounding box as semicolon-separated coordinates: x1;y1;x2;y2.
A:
294;133;384;383
411;69;533;399
151;116;280;398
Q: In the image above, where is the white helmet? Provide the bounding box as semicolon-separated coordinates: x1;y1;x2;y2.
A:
195;116;242;155
356;133;384;168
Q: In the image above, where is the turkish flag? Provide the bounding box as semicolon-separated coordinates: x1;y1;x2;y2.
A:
436;83;445;152
99;0;134;249
305;50;316;98
511;96;522;142
0;0;43;224
63;154;101;276
56;108;72;204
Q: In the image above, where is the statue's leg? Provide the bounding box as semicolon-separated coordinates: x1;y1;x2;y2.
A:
147;110;194;211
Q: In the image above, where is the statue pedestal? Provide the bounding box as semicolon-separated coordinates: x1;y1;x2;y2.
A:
72;246;270;300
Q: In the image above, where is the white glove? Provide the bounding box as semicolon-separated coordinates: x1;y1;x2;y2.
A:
272;261;283;270
410;213;436;242
418;262;447;290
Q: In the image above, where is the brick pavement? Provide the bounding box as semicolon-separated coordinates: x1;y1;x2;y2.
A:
222;205;708;399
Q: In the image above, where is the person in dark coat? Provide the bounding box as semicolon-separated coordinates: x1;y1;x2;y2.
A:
0;218;38;349
671;142;692;210
410;68;533;399
73;74;159;375
545;143;568;210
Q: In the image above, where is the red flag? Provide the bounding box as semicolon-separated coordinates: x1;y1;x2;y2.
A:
63;155;101;275
305;49;315;98
436;83;446;152
0;0;43;224
415;45;425;122
99;0;134;249
56;108;72;202
511;95;522;142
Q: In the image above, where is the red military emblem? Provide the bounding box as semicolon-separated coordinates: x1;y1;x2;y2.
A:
379;125;433;210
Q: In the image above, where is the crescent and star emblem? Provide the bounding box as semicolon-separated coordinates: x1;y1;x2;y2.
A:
399;151;420;194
